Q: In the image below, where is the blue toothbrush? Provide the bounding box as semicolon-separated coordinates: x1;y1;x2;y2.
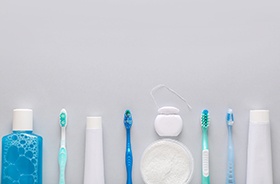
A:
59;109;67;184
201;109;210;184
226;109;235;184
124;110;133;184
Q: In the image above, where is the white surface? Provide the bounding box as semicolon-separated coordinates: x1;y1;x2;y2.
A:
13;109;33;131
247;112;273;184
0;0;280;183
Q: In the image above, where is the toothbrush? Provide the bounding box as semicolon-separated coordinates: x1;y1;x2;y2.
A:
59;109;67;184
201;109;210;184
226;109;235;184
124;110;133;184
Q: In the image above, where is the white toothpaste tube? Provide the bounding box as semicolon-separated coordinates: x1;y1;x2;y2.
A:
246;110;273;184
83;117;105;184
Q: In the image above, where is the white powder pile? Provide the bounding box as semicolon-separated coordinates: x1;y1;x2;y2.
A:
141;139;194;184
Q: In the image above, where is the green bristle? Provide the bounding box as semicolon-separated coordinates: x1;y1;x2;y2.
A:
201;109;209;128
60;110;67;127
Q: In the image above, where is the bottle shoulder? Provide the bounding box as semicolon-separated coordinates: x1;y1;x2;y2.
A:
2;132;43;141
2;133;14;140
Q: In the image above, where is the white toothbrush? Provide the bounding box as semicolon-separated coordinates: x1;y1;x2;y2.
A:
226;109;235;184
59;109;67;184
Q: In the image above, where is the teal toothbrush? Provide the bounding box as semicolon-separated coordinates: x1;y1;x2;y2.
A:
59;109;67;184
124;110;133;184
201;109;210;184
226;109;235;184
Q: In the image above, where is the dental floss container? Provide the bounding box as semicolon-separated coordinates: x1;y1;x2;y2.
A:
154;106;183;136
140;106;194;184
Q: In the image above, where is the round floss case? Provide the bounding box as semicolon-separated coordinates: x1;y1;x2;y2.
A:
140;139;194;184
154;106;183;137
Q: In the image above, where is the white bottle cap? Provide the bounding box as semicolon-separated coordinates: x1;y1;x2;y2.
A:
250;110;269;124
87;117;102;129
13;109;33;131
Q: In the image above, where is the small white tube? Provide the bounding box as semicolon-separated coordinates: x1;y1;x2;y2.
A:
83;117;105;184
246;110;273;184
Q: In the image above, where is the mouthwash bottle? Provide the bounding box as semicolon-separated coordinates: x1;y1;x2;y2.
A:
1;109;43;184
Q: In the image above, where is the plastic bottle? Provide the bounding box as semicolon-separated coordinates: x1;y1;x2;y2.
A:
246;110;273;184
83;117;105;184
1;109;43;184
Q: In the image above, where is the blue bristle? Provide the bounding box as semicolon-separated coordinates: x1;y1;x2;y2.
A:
124;110;133;128
226;109;234;125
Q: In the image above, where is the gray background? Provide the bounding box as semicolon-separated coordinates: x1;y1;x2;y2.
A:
0;0;280;183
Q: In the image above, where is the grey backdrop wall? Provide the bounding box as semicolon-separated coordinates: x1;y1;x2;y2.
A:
0;0;280;183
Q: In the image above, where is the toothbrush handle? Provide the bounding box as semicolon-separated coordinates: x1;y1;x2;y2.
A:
202;130;210;184
59;147;67;184
226;127;235;184
126;130;133;184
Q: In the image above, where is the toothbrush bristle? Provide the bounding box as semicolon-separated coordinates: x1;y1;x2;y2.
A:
201;109;209;128
60;109;67;127
124;110;133;128
227;109;234;125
